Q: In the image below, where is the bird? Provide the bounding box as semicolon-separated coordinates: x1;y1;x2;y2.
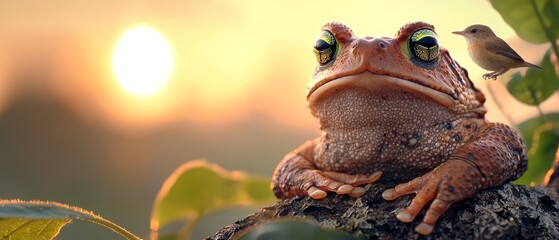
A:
453;24;541;80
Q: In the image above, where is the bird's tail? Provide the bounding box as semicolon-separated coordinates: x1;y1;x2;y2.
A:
524;61;542;69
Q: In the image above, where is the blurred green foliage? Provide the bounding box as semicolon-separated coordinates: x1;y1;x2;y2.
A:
2;177;277;240
515;113;559;184
491;0;559;185
507;51;559;105
150;160;275;239
491;0;559;44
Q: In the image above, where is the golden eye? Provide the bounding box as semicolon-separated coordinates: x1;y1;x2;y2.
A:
313;30;338;65
408;29;439;69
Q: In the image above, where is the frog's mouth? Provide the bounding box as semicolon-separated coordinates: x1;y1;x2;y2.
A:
307;72;457;107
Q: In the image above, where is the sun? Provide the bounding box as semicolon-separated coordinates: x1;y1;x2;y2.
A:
112;25;173;96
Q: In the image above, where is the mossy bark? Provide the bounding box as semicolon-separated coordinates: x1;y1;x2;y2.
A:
207;184;559;239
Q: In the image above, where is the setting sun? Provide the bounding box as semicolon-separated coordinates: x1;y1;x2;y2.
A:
112;25;173;96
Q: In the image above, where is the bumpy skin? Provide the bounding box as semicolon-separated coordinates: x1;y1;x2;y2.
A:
272;22;527;235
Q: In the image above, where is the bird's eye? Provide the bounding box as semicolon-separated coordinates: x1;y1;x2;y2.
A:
313;30;338;65
408;28;439;69
470;28;477;34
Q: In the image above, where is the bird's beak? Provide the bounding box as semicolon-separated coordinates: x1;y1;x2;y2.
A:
452;31;465;36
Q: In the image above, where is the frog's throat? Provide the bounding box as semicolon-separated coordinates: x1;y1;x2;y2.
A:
307;72;455;107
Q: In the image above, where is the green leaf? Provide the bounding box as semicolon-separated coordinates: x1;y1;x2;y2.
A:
507;50;559;105
490;0;559;44
0;200;140;240
543;0;559;32
150;160;275;234
514;113;559;185
0;218;70;240
238;220;358;240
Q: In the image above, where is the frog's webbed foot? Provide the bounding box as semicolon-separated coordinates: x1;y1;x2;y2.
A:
382;159;481;235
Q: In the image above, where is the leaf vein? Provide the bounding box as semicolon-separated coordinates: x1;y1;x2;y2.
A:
2;219;33;239
36;219;53;238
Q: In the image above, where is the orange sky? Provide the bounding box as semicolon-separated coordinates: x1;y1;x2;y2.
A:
0;0;552;133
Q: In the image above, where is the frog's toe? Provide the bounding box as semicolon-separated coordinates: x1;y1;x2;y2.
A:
382;173;437;201
336;184;354;194
322;170;383;187
383;174;440;223
307;186;327;199
383;160;482;235
299;171;349;199
383;177;447;235
305;170;382;198
416;199;451;235
415;223;434;235
348;186;367;198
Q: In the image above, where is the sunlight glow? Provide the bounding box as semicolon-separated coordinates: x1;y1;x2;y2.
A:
112;25;173;96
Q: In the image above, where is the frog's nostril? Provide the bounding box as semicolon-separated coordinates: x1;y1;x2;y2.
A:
376;39;389;49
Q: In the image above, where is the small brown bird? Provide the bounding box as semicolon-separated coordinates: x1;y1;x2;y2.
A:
453;24;541;80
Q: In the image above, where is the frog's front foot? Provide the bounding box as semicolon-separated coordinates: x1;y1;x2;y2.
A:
382;159;481;235
272;141;382;199
304;170;383;199
274;162;382;199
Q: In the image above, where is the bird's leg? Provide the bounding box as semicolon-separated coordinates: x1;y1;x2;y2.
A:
482;72;496;80
483;68;507;80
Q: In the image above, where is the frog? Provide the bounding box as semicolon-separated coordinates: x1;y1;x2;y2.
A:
271;21;527;235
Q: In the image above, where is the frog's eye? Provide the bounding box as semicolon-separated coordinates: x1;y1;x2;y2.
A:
408;29;439;69
313;30;338;65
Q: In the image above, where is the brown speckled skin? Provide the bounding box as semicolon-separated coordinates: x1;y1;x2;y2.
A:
271;22;527;235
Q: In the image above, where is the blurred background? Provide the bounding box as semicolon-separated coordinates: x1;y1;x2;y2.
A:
0;0;552;239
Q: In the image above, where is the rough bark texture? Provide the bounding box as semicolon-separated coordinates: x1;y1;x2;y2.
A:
207;183;559;240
